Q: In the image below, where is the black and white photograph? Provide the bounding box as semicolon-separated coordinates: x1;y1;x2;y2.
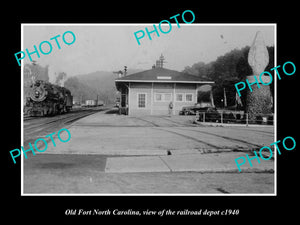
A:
21;24;276;195
4;4;298;224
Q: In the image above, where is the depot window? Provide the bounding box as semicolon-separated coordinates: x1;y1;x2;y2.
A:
154;93;172;102
176;93;184;102
138;93;146;108
185;94;193;102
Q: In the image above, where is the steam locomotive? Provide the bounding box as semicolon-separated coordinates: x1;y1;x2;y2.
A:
24;80;73;116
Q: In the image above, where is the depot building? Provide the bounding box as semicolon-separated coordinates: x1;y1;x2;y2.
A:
115;66;214;116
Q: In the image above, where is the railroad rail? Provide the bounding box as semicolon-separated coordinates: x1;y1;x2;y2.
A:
23;107;109;146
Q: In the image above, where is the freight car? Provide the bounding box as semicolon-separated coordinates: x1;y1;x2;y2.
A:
24;80;73;116
83;99;104;107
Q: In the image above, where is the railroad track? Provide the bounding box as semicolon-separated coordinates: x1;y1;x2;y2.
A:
24;116;35;121
24;111;95;130
23;108;109;145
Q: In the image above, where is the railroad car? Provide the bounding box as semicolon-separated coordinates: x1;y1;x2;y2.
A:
85;99;96;107
24;80;73;116
84;99;104;107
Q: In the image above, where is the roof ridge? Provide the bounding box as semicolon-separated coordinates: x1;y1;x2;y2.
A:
115;67;214;83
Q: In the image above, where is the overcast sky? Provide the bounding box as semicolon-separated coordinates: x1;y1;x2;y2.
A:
22;24;275;81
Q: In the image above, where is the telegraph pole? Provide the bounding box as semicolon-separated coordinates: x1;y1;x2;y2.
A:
159;54;166;68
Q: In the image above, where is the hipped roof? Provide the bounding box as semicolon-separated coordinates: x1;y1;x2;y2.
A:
115;67;214;84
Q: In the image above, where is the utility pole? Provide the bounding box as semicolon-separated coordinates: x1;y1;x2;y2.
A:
223;88;227;108
159;54;166;68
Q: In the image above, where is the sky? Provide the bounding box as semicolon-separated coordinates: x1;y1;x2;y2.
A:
22;24;275;82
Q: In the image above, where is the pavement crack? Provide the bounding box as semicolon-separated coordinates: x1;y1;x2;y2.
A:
159;155;173;172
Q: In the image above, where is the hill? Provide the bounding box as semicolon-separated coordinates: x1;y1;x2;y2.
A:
65;69;142;104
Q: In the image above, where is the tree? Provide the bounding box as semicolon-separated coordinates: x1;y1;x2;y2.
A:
183;45;274;109
183;62;211;79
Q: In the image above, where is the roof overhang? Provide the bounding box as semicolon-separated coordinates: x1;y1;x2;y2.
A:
115;80;215;84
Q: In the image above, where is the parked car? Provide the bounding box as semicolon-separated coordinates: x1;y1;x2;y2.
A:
197;107;221;122
180;105;217;116
179;104;202;115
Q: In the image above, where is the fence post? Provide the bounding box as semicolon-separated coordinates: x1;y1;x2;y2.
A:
221;111;223;124
246;113;248;126
195;111;199;121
